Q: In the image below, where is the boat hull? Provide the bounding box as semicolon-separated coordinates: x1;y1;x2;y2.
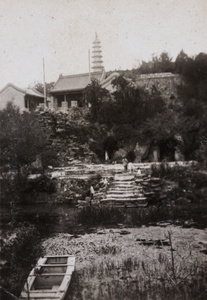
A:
19;255;75;300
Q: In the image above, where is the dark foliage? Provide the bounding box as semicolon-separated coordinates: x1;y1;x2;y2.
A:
138;52;174;74
151;163;207;203
33;82;55;97
0;103;49;173
84;79;109;122
84;76;165;129
23;175;56;194
78;206;125;226
0;224;44;296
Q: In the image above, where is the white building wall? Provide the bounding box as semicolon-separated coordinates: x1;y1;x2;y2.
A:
0;86;26;111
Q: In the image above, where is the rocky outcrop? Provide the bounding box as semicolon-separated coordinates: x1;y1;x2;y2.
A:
37;111;101;166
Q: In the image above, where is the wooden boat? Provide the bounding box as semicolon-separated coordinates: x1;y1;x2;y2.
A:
19;255;75;300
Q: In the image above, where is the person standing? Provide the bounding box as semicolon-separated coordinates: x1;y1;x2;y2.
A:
122;157;128;172
136;167;142;176
90;185;95;201
128;161;134;173
103;177;108;190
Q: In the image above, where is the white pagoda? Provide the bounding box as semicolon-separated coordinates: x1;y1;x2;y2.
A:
92;33;104;72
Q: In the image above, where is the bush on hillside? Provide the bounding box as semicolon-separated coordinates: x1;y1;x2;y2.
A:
151;163;207;202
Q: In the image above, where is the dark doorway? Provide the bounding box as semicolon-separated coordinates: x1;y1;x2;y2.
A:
159;139;177;161
103;136;118;160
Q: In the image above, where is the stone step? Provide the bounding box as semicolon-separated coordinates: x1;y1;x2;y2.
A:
114;175;135;181
101;198;147;203
110;184;135;188
106;193;140;198
107;189;137;193
150;177;161;182
111;185;135;189
114;179;134;183
110;184;136;188
135;179;147;183
105;186;145;193
105;194;146;199
113;181;134;185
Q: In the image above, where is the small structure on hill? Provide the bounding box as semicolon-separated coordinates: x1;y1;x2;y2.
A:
0;83;44;112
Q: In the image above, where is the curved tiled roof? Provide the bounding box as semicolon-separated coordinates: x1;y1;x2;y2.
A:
50;71;105;93
26;88;44;98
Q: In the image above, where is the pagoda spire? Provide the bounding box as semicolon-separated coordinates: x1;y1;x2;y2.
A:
92;33;104;73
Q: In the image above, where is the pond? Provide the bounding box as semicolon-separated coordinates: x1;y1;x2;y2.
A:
1;199;207;238
0;203;80;236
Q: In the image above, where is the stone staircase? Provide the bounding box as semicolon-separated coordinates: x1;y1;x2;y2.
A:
100;173;148;207
48;163;170;206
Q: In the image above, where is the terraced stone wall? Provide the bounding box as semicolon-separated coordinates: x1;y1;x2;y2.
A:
37;110;99;167
136;73;182;105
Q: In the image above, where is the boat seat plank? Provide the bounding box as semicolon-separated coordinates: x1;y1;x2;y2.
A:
21;292;60;298
45;255;75;258
20;290;59;299
37;273;71;276
52;285;59;290
39;263;74;267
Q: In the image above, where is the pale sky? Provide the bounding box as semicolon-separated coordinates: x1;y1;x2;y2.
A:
0;0;207;89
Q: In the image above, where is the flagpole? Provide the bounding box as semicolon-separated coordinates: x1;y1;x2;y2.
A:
88;49;91;81
43;58;46;109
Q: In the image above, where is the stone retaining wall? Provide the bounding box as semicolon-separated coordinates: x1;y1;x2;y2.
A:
135;73;182;105
37;110;99;166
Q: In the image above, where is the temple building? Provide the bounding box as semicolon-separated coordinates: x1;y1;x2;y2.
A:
50;34;121;112
50;71;105;112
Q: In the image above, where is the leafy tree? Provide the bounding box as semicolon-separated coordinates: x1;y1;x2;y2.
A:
138;52;174;74
0;103;52;221
141;108;202;160
175;50;190;74
31;82;55;96
84;79;109;121
111;76;166;125
176;52;207;103
0;103;48;175
159;52;174;72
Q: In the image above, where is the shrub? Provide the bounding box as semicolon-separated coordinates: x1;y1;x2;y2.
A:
25;175;56;194
0;223;44;297
78;206;125;226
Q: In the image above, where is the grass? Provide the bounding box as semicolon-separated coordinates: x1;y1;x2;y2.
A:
42;226;207;300
67;243;207;300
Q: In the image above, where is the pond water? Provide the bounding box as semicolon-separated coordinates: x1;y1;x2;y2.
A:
0;203;80;236
1;200;207;238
